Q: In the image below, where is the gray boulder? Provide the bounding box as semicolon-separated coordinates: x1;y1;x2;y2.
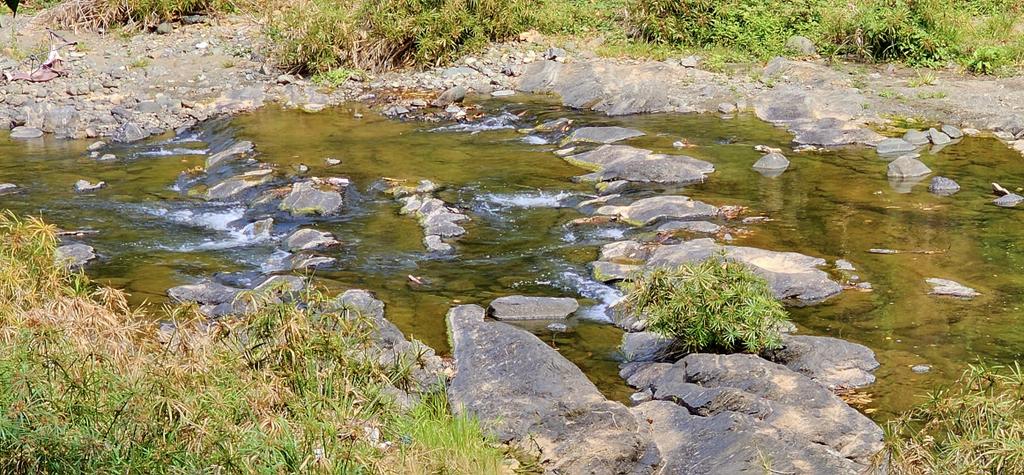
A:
597;196;719;226
42;105;80;137
423;234;454;253
10;126;43;139
600;240;652;263
567;126;645;144
646;238;842;303
628;353;883;468
205;140;255;170
875;138;917;155
488;295;579;320
591;260;641;283
253;275;305;295
994;193;1023;208
55;244;96;268
432;86;467;107
285;228;339;251
903;130;930;146
766;334;879;390
621;331;678;363
926;278;979;299
167;281;240;305
447;305;660;474
927;128;952;145
753;152;790;176
941;124;964;139
928;176;960;195
279;181;343;216
887;156;932;178
112;122;148;143
785;35;816;55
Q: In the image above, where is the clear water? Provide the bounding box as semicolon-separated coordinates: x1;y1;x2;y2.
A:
2;97;1022;420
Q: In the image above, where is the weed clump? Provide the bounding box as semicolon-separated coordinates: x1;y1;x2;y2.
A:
884;363;1024;474
623;258;789;354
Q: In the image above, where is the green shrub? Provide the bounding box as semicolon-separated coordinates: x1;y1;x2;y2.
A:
885;363;1024;474
623;258;789;353
966;45;1009;74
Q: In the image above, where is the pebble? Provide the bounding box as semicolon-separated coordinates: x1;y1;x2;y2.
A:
87;141;106;151
98;153;116;161
0;183;17;193
835;259;856;271
547;322;568;332
911;364;931;374
325;158;341;166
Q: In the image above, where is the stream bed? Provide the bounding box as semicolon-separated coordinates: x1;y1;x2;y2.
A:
3;96;1023;420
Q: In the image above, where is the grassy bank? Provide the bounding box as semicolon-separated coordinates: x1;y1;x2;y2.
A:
0;212;505;474
34;0;1024;74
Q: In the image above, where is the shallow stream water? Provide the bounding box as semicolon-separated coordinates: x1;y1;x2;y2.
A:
2;96;1023;420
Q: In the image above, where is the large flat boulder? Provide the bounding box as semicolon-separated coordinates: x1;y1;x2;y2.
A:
627;353;883;470
647;238;842;303
487;295;579;320
447;305;659;474
597;196;719;226
565;145;714;184
766;334;880;389
633;401;869;475
55;244;96;268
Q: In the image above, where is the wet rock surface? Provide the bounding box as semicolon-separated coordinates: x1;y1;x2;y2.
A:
767;334;880;389
563;145;714;184
597;196;719;226
447;305;659;474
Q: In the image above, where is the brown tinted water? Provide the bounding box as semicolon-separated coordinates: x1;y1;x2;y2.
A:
2;97;1022;420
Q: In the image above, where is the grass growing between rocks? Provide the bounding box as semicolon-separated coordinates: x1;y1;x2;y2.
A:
0;212;505;474
884;363;1024;474
623;259;789;353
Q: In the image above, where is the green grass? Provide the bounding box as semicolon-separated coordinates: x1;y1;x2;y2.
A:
622;258;790;353
0;212;506;474
884;363;1024;474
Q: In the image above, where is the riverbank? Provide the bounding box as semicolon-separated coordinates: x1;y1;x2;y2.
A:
1;12;1022;156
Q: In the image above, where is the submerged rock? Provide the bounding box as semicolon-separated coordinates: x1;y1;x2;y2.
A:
423;234;453;254
994;193;1023;208
566;126;645;144
488;296;579;320
646;238;842;303
753;152;790;176
205;140;255;170
55;244;96;268
926;278;979;299
74;180;106;192
656;220;722;234
767;334;880;389
279;181;343;216
928;176;960;195
597;195;719;226
564;145;714;184
447;305;659;474
627;353;884;469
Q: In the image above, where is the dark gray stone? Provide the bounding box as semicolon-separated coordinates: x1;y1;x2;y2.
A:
447;305;659;474
167;281;240;305
432;86;467;107
488;295;579;320
112;122;148;142
204;169;272;200
205;140;255;170
621;331;679;363
903;130;930;146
